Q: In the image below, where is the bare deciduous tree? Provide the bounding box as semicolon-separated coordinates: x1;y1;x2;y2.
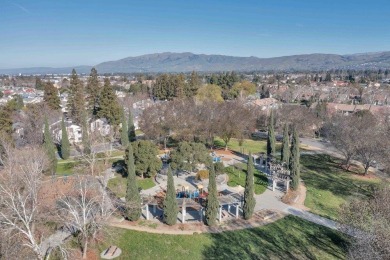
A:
57;175;113;259
339;186;390;260
0;145;50;260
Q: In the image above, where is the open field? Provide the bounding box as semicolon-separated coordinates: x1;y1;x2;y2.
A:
301;154;381;220
99;215;349;260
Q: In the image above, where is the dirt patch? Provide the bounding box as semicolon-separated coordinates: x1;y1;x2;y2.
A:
282;182;309;211
68;249;99;260
213;148;236;156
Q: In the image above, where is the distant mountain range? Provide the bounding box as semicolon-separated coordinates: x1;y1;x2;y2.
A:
2;51;390;75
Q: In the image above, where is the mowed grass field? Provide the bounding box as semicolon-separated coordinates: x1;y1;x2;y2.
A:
301;154;381;220
214;137;282;155
225;163;268;194
107;173;156;198
100;215;349;260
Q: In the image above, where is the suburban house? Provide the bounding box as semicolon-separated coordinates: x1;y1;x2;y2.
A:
245;97;280;111
90;118;111;136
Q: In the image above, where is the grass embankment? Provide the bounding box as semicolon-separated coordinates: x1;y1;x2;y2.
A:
214;137;281;154
55;150;125;176
108;173;156;198
225;163;268;195
100;215;348;259
301;154;381;220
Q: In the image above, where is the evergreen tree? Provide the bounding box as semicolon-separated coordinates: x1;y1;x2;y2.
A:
35;77;44;90
43;81;60;110
266;110;276;158
205;164;218;226
127;140;162;178
185;71;201;97
60;118;70;160
243;153;256;219
125;144;142;221
121;108;129;147
128;109;136;142
281;123;289;165
97;78;122;125
43;118;57;174
67;69;85;124
81;111;91;154
163;166;178;225
86;68;101;115
289;126;300;190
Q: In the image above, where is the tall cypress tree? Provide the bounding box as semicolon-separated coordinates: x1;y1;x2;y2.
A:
243;152;256;219
281;123;290;165
43;118;57;174
289;126;300;190
205;165;218;226
125;144;142;221
267;110;276;158
121;108;129;147
81;111;91;155
128;109;136;142
163;166;178;225
61;118;70;160
97;78;122;126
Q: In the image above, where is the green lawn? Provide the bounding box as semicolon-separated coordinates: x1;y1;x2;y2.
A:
56;161;79;175
100;215;349;260
214;137;281;155
108;174;156;198
225;163;268;195
135;129;144;136
301;154;380;220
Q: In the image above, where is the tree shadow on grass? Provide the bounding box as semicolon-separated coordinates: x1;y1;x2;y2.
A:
202;216;349;260
301;154;375;198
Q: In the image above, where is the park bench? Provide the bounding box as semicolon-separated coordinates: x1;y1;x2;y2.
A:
104;245;118;257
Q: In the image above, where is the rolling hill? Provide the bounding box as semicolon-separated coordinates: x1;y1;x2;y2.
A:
2;51;390;74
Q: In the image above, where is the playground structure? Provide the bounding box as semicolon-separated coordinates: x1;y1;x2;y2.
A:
141;187;242;223
268;162;291;191
210;151;222;163
175;184;207;200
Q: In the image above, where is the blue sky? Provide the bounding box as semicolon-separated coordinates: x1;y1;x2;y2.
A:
1;0;390;68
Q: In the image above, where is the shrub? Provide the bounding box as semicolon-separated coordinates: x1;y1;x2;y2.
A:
214;162;225;174
196;170;209;180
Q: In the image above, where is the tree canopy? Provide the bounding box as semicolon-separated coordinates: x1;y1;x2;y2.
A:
126;140;162;178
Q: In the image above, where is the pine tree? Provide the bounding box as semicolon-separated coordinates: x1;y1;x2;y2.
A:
43;118;57;174
97;78;122;126
67;69;85;124
205;164;218;226
120;108;129;147
163;166;178;225
128;109;136;142
289;126;300;190
43;81;60;110
243;153;256;219
125;144;141;221
267;110;276;158
60;118;70;160
281;123;289;165
86;68;100;115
